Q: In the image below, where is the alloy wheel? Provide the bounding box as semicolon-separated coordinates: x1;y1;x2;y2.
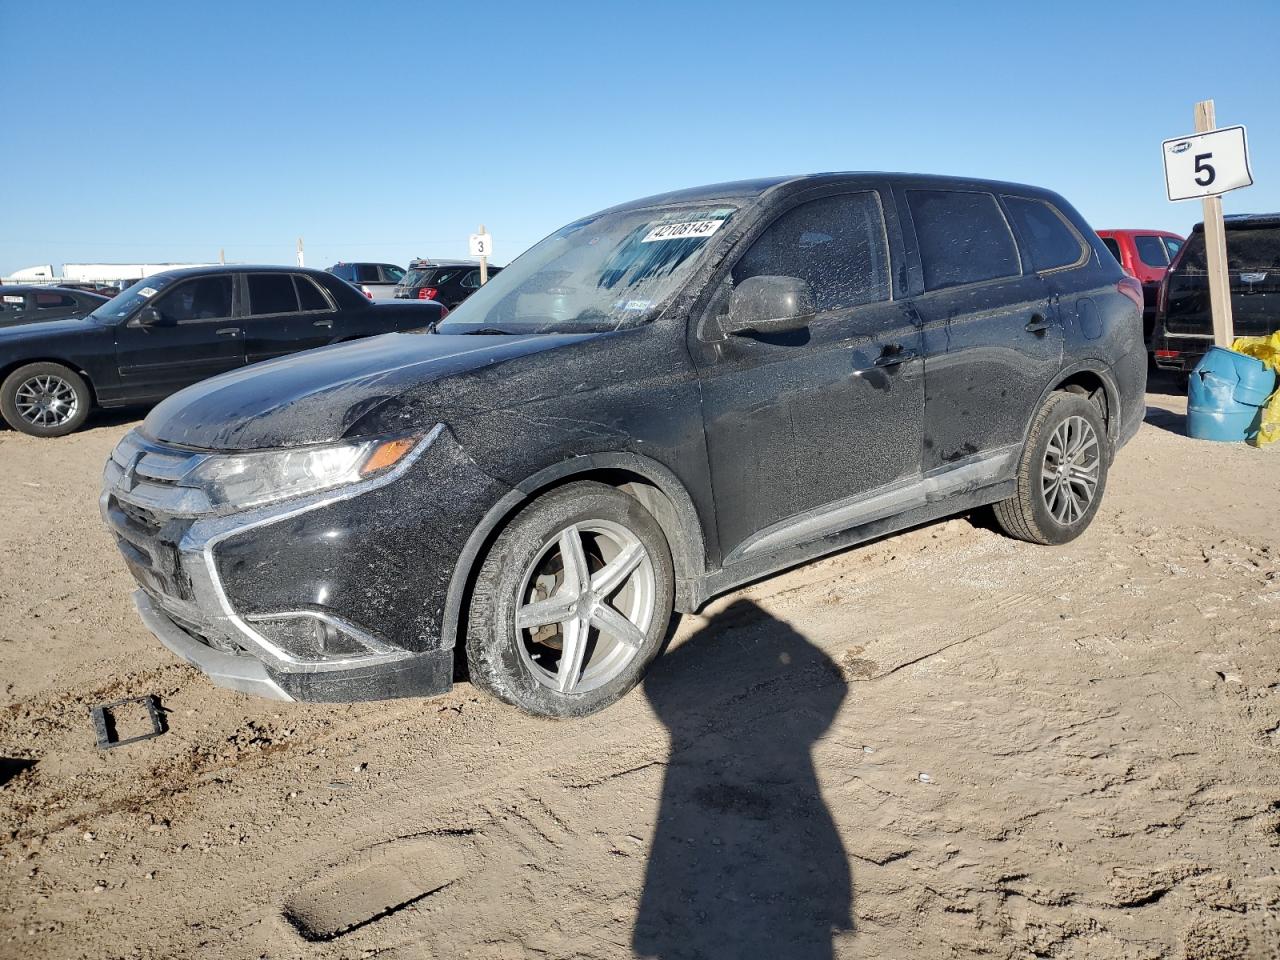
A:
1041;415;1100;525
515;520;656;695
14;374;79;428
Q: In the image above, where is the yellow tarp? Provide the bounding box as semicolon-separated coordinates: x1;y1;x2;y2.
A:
1232;332;1280;447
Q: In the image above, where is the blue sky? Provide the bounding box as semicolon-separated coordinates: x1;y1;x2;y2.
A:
2;0;1277;277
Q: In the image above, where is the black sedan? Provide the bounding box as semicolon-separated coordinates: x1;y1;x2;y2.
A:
0;285;110;328
0;265;445;437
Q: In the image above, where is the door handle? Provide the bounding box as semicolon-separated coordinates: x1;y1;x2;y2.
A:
313;319;334;328
873;345;919;367
215;327;239;337
1025;314;1051;334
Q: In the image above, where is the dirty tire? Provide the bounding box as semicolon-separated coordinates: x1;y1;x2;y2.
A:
993;391;1109;546
466;481;674;718
0;362;92;437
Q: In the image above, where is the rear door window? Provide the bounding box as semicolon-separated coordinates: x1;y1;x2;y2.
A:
355;264;381;283
1134;235;1170;268
732;191;891;312
1101;237;1123;264
247;273;300;315
1002;197;1085;271
294;275;332;312
906;190;1020;291
330;264;355;281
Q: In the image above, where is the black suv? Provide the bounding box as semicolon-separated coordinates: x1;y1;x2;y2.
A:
1;266;443;436
393;259;503;309
1153;214;1280;372
103;173;1144;716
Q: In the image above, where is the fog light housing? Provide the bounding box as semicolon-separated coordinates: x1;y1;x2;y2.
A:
245;612;400;664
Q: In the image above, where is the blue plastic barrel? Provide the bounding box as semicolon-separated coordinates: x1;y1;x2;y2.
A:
1186;346;1278;442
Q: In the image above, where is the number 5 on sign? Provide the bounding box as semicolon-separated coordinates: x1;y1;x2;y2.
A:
469;233;492;257
1162;125;1252;201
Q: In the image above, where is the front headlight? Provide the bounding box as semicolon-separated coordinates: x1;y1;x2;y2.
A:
187;431;428;510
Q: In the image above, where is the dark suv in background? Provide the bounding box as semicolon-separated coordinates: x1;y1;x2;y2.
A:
1153;214;1280;372
393;259;503;309
326;262;406;299
103;173;1144;717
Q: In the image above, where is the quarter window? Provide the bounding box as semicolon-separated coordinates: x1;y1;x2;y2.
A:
1101;237;1123;264
34;292;77;309
1163;237;1183;262
907;190;1020;291
460;269;481;290
247;274;300;315
733;191;890;312
1003;197;1085;272
1134;235;1170;268
294;275;331;311
152;276;233;323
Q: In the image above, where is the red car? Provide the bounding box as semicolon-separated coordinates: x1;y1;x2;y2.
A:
1096;229;1185;345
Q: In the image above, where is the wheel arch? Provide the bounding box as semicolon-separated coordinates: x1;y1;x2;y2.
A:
1032;361;1120;446
441;452;709;651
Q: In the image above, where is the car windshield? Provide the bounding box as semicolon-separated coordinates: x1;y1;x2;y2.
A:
436;204;737;334
88;275;177;322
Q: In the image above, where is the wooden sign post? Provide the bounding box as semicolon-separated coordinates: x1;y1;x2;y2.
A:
1162;101;1253;349
1195;101;1235;348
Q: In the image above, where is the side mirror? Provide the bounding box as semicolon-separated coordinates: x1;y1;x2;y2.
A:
137;305;162;327
722;275;815;336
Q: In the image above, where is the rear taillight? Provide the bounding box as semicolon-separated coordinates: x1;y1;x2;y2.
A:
1155;349;1179;359
417;286;439;301
361;286;373;300
1117;276;1143;312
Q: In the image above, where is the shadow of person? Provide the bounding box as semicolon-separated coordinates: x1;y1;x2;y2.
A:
633;599;852;960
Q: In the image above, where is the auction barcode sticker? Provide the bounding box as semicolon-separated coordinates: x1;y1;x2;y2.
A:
641;219;724;243
3;296;22;303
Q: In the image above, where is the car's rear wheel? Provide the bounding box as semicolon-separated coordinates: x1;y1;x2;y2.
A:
466;481;675;718
992;391;1109;545
0;362;92;437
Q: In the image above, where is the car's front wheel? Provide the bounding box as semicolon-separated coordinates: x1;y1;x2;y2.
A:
0;362;93;437
466;481;675;718
993;391;1110;545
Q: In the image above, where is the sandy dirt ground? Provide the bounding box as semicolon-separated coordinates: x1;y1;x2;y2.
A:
2;374;1279;960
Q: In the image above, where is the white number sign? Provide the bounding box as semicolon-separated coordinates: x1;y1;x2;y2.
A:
469;233;492;258
1162;125;1252;202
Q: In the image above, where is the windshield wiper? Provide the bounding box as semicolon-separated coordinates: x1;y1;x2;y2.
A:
452;327;519;336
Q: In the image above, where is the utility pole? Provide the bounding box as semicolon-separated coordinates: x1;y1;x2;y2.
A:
1194;100;1235;347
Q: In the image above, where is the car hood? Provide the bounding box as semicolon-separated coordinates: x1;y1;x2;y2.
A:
0;315;100;342
142;330;603;450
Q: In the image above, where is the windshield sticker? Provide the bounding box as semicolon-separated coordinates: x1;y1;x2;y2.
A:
641;219;725;244
138;286;158;298
3;295;23;303
615;299;652;312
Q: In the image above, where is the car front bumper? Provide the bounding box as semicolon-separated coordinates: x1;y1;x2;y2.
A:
101;428;493;702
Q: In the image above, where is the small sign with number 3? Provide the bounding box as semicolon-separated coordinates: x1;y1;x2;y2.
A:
1162;125;1252;202
469;233;492;258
